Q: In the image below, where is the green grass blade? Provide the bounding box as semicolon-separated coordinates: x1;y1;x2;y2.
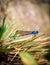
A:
19;51;38;65
1;19;15;39
0;16;6;39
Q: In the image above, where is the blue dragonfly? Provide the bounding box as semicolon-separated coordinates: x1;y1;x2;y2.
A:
9;30;39;39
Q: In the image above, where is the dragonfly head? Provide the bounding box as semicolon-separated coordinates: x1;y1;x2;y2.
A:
31;31;39;35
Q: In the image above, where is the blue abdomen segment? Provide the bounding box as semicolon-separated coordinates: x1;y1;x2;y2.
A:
9;36;16;39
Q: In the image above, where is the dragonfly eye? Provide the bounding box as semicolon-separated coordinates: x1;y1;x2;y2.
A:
36;31;39;34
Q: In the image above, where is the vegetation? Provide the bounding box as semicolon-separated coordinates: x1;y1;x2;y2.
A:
0;16;50;65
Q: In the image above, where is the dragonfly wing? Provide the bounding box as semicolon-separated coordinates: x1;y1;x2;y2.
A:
15;30;31;34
